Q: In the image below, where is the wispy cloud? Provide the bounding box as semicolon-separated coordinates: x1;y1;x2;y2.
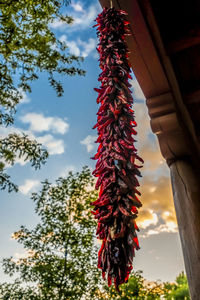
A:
37;134;64;155
60;165;76;177
80;135;97;153
72;4;98;29
139;176;174;216
18;88;31;104
0;123;66;164
20;113;69;135
6;88;31;108
130;78;145;100
137;210;158;229
131;83;177;234
141;223;178;238
51;3;100;32
137;174;177;235
19;179;40;195
60;35;97;58
134;101;166;176
71;1;84;12
14;251;29;259
60;35;81;56
77;38;97;58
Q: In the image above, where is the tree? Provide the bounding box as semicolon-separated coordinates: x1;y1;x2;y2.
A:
102;271;190;300
102;270;146;299
163;272;190;300
0;167;102;300
0;134;48;192
103;270;163;300
0;0;85;192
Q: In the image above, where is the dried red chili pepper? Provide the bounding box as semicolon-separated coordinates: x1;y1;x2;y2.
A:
91;7;143;291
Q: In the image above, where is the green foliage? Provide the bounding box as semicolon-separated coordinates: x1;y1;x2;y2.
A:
101;271;190;300
0;280;39;300
0;167;101;300
103;270;163;300
0;133;48;192
0;0;85;192
163;272;190;300
103;270;145;299
0;0;84;109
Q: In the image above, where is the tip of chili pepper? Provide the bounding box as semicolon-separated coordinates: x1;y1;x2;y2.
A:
94;88;101;93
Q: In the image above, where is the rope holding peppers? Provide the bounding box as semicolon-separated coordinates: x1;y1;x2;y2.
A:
91;7;143;291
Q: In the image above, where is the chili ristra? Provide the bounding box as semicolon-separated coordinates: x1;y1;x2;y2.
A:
91;7;143;291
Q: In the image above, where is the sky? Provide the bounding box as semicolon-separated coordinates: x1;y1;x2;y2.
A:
0;0;185;284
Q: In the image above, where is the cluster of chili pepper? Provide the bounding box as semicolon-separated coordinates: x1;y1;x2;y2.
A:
91;7;143;291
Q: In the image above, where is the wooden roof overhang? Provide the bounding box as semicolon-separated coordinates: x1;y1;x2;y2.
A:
99;0;200;174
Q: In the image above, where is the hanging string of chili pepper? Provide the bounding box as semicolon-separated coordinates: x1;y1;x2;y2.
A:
91;7;143;291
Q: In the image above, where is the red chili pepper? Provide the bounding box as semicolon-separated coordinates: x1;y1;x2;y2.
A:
113;141;122;153
118;203;131;216
131;206;138;214
92;7;143;291
119;139;136;150
127;194;142;208
110;151;126;162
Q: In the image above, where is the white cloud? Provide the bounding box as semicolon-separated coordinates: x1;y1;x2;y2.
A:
50;19;65;30
80;135;97;152
134;101;150;142
73;4;98;28
20;113;69;135
10;251;29;263
71;1;84;12
149;186;157;193
133;101;167;175
60;165;76;177
60;35;80;56
19;179;40;195
0;127;32;167
67;40;81;56
0;126;24;138
142;223;178;238
130;78;145;100
6;88;31;107
137;209;158;229
18;88;31;104
51;3;100;31
77;38;97;58
37;134;64;155
60;35;97;58
0;124;65;165
126;93;177;236
14;251;29;259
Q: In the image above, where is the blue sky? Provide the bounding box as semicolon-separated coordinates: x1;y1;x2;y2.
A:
0;0;185;283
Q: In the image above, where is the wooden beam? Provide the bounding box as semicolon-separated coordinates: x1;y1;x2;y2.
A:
184;89;200;104
139;0;200;166
99;0;169;99
170;161;200;300
166;29;200;55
